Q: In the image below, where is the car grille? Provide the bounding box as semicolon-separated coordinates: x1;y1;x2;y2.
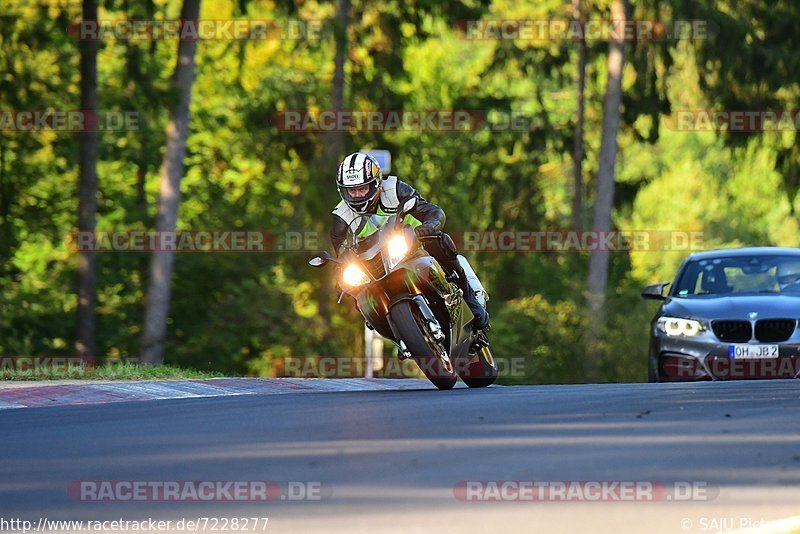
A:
711;320;752;343
754;319;797;342
362;253;386;279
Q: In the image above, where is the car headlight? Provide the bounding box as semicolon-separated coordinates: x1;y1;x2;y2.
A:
386;233;410;268
657;316;704;337
342;263;370;287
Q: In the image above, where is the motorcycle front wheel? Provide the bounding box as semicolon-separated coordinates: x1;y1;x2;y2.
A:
389;300;457;390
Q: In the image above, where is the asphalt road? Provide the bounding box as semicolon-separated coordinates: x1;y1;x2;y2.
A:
2;380;800;534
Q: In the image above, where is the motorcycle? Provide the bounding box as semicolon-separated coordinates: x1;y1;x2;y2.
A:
308;197;498;390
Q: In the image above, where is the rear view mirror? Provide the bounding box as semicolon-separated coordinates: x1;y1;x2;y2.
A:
641;282;670;300
399;197;417;219
308;251;337;268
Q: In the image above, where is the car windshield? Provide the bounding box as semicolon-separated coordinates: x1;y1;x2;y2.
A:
672;255;800;296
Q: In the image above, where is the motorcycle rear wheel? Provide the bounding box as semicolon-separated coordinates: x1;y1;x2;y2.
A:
460;341;498;388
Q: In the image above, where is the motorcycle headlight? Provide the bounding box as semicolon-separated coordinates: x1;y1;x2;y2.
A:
387;233;410;268
657;316;704;337
342;263;370;287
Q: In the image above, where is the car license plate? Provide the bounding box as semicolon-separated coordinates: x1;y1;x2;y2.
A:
728;344;779;359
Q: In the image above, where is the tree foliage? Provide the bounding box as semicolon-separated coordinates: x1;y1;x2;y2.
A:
1;0;798;382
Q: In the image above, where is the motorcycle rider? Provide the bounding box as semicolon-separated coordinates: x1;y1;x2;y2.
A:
330;151;489;330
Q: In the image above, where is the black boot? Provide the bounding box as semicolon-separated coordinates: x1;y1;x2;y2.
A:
463;284;489;331
422;233;489;331
450;261;489;331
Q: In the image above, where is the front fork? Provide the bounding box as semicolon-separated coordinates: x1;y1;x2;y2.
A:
386;294;446;360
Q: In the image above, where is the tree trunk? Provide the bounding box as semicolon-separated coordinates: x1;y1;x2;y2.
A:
0;138;8;223
139;0;202;365
319;0;350;324
76;0;99;360
326;0;349;162
584;0;627;380
571;0;587;231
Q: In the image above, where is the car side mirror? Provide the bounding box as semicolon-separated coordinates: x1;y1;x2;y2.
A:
308;251;337;268
641;282;670;300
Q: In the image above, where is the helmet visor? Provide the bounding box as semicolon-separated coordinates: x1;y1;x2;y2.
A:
339;179;378;208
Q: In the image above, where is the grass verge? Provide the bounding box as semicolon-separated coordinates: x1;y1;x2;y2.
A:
1;361;224;381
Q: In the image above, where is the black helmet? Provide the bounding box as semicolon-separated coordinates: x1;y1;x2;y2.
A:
336;152;382;214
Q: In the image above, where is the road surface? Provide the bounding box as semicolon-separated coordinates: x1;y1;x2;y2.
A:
2;380;800;533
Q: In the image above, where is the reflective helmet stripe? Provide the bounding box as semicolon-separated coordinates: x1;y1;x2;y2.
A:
348;153;361;172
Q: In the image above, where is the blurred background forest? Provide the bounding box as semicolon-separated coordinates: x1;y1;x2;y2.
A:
1;0;799;383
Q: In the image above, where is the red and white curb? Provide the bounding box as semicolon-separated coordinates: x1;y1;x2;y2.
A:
0;378;463;410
